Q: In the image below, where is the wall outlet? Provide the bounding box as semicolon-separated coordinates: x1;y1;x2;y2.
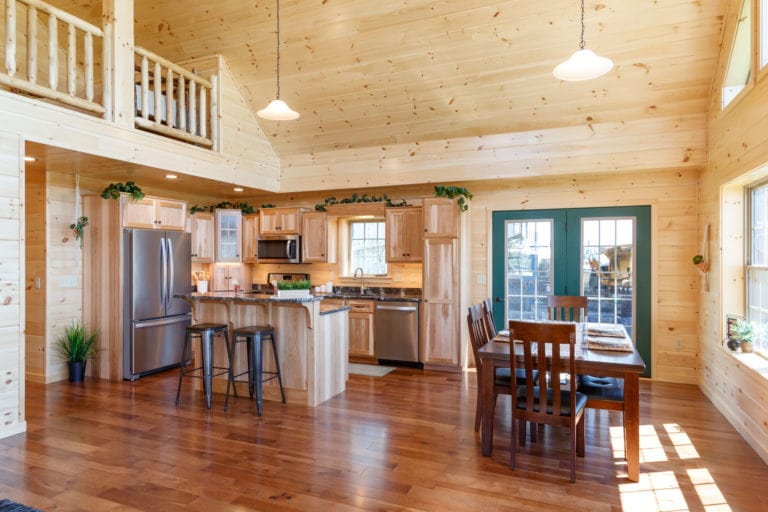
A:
477;273;486;285
675;339;683;349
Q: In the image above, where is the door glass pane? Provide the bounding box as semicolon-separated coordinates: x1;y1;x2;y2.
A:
505;220;552;322
582;217;635;338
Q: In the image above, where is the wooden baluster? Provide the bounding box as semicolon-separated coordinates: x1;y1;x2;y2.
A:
6;0;17;77
85;31;93;102
178;75;186;131
141;55;149;121
165;68;173;127
189;79;197;135
210;74;218;152
153;61;161;123
28;5;37;84
48;14;57;90
102;20;112;121
199;86;207;139
67;23;76;96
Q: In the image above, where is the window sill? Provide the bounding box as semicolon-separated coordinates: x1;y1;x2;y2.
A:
721;345;768;381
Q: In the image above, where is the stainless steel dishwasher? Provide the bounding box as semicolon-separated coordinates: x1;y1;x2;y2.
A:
375;301;420;364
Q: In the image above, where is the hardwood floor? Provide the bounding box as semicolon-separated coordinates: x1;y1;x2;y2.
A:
1;369;767;511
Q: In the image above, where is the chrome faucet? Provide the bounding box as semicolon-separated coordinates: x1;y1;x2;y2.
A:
353;267;365;293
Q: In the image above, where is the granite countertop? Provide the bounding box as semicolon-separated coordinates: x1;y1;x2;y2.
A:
186;291;322;304
320;286;422;302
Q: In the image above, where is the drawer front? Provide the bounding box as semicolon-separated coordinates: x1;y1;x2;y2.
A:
347;299;375;313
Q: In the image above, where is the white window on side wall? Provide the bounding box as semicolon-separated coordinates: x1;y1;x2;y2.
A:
761;0;768;69
747;180;768;354
723;0;752;109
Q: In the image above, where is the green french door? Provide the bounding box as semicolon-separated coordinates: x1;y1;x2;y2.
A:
491;206;651;376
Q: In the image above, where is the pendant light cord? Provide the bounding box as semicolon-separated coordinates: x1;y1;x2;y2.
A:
579;0;586;50
276;0;281;99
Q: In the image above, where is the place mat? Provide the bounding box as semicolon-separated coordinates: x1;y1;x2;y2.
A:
348;363;396;377
587;335;634;352
587;323;626;338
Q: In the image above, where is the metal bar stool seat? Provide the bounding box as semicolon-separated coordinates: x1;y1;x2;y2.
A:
176;323;233;410
226;325;286;415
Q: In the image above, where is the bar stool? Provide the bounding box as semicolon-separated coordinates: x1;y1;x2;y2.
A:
226;325;286;415
176;323;233;410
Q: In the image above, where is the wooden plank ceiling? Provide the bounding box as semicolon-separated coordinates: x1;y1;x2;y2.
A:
53;0;728;155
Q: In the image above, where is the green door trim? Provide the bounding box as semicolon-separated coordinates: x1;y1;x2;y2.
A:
491;206;652;377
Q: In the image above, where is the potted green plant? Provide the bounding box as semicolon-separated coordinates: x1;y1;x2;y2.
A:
732;319;754;353
692;254;708;272
55;322;99;382
276;279;312;298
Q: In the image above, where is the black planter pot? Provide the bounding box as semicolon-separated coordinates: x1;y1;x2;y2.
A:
67;361;87;382
726;338;741;351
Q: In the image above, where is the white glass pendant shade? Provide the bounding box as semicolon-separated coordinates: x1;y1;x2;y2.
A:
257;99;300;120
553;48;613;81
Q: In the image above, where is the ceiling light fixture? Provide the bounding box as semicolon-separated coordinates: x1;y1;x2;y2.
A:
553;0;613;81
24;156;36;162
165;174;178;179
257;0;299;121
233;187;244;192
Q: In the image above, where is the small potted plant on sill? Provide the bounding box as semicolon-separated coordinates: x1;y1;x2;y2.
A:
55;321;99;382
732;319;755;353
276;279;312;298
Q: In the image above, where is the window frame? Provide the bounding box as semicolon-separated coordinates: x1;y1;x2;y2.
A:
341;217;388;277
722;0;754;110
745;178;768;356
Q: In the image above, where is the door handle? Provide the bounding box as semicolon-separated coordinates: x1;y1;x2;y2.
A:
495;297;504;302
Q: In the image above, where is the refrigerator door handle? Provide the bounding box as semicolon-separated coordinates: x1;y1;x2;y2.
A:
133;315;190;329
160;237;168;309
166;237;174;309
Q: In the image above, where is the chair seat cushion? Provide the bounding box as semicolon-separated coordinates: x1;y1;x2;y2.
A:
515;386;587;416
495;367;537;385
578;375;624;401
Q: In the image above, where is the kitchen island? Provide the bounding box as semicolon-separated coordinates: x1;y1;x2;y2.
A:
182;292;350;407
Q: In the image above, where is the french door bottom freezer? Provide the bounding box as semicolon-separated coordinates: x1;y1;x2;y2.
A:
124;314;190;380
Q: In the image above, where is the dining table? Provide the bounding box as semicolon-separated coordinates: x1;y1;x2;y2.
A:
478;322;647;482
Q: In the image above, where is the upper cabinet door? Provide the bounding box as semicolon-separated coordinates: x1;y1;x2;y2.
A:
385;207;422;262
242;213;259;263
122;195;186;231
215;209;242;262
302;211;336;263
259;207;301;234
423;197;458;238
190;212;214;263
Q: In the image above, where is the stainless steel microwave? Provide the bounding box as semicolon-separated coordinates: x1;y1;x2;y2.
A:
256;235;301;263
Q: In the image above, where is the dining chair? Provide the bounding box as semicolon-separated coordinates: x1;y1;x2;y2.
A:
468;303;511;432
546;295;624;412
508;320;586;483
481;297;497;339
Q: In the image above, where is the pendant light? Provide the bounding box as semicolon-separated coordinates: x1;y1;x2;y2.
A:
553;0;613;81
258;0;299;120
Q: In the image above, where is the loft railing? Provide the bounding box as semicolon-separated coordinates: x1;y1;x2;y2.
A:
0;0;109;117
134;46;218;149
0;0;220;150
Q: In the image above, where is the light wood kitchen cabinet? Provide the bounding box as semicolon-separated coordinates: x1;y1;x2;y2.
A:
259;207;301;234
348;299;376;362
423;197;458;238
215;209;242;262
212;264;242;292
385;207;423;262
122;195;186;231
242;213;259;263
302;212;337;263
189;212;214;262
421;237;460;370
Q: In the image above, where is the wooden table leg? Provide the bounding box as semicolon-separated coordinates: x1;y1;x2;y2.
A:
480;359;495;456
624;372;640;481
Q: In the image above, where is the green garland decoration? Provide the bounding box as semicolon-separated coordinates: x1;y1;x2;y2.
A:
190;201;256;215
101;181;145;202
314;193;407;212
433;185;473;212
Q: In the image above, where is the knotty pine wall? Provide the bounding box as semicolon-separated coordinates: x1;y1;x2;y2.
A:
697;0;768;466
0;131;25;439
24;163;46;383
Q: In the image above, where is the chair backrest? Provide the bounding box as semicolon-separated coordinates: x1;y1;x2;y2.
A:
508;320;577;424
467;303;490;365
481;297;497;338
547;295;587;322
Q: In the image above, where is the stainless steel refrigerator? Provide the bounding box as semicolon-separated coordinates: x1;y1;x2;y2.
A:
123;229;191;380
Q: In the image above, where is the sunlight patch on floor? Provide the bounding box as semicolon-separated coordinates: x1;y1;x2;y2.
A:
613;427;731;512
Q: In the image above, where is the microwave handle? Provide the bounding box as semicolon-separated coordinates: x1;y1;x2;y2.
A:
286;240;293;259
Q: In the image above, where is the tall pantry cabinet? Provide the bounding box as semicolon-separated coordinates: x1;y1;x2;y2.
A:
420;197;461;371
